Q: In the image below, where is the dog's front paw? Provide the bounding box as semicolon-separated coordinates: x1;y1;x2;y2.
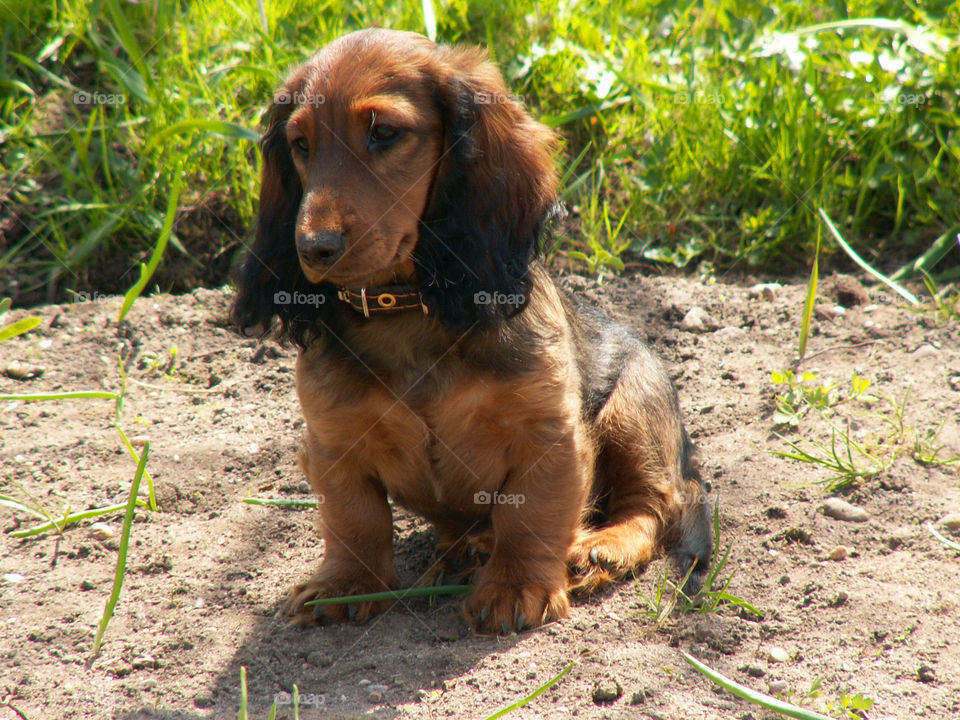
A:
567;527;655;594
567;532;622;593
465;575;569;634
285;568;396;626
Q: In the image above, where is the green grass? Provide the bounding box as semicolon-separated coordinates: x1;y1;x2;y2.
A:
637;500;762;622
1;1;958;301
0;297;40;341
684;653;876;720
770;373;959;490
928;523;960;552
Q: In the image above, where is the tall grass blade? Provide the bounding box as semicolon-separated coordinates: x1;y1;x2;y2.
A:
92;441;148;654
798;226;820;363
145;119;259;152
239;666;249;720
818;208;919;305
790;18;949;58
104;0;154;94
892;232;960;281
118;170;182;322
113;424;156;510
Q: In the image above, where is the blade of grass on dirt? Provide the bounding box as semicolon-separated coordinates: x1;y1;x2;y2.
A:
928;523;960;552
305;585;471;607
0;494;48;520
483;660;576;720
683;652;833;720
92;441;148;653
0;316;41;343
11;500;148;538
243;497;319;509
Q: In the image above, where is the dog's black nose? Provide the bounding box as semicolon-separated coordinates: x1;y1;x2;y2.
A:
297;231;345;264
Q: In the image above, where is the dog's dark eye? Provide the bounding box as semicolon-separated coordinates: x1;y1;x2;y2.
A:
291;137;309;155
368;125;403;149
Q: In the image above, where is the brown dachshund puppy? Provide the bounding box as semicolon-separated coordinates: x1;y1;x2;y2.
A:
232;28;712;634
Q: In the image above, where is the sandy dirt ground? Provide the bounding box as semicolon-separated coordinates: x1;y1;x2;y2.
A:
1;268;958;720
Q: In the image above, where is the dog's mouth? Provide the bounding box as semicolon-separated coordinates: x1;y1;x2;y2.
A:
299;232;418;289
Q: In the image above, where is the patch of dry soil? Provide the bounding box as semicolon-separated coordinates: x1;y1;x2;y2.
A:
1;271;958;720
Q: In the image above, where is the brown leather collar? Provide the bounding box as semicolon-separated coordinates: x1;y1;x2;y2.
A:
337;286;429;318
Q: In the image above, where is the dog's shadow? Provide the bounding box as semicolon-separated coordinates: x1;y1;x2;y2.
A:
119;507;553;720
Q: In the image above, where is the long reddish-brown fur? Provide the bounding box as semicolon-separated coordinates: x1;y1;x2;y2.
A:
232;28;712;634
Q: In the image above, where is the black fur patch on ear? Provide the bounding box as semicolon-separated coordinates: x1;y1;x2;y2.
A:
415;81;556;330
231;104;337;348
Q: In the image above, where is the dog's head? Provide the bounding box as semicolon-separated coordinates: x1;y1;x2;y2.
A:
232;29;559;345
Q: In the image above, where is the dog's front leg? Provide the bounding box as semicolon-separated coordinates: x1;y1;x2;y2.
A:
465;424;590;633
285;433;397;625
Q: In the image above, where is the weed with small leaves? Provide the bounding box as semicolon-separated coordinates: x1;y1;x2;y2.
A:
637;501;762;623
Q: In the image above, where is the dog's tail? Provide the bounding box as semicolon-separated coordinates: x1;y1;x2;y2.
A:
669;432;713;596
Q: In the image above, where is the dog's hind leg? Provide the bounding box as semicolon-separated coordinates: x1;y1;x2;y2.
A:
568;347;712;594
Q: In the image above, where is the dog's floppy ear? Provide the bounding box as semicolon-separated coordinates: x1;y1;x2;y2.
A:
416;49;560;328
231;100;334;347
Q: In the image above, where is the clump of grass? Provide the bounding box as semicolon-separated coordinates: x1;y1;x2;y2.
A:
2;2;959;299
770;372;959;490
637;501;762;622
773;420;888;491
